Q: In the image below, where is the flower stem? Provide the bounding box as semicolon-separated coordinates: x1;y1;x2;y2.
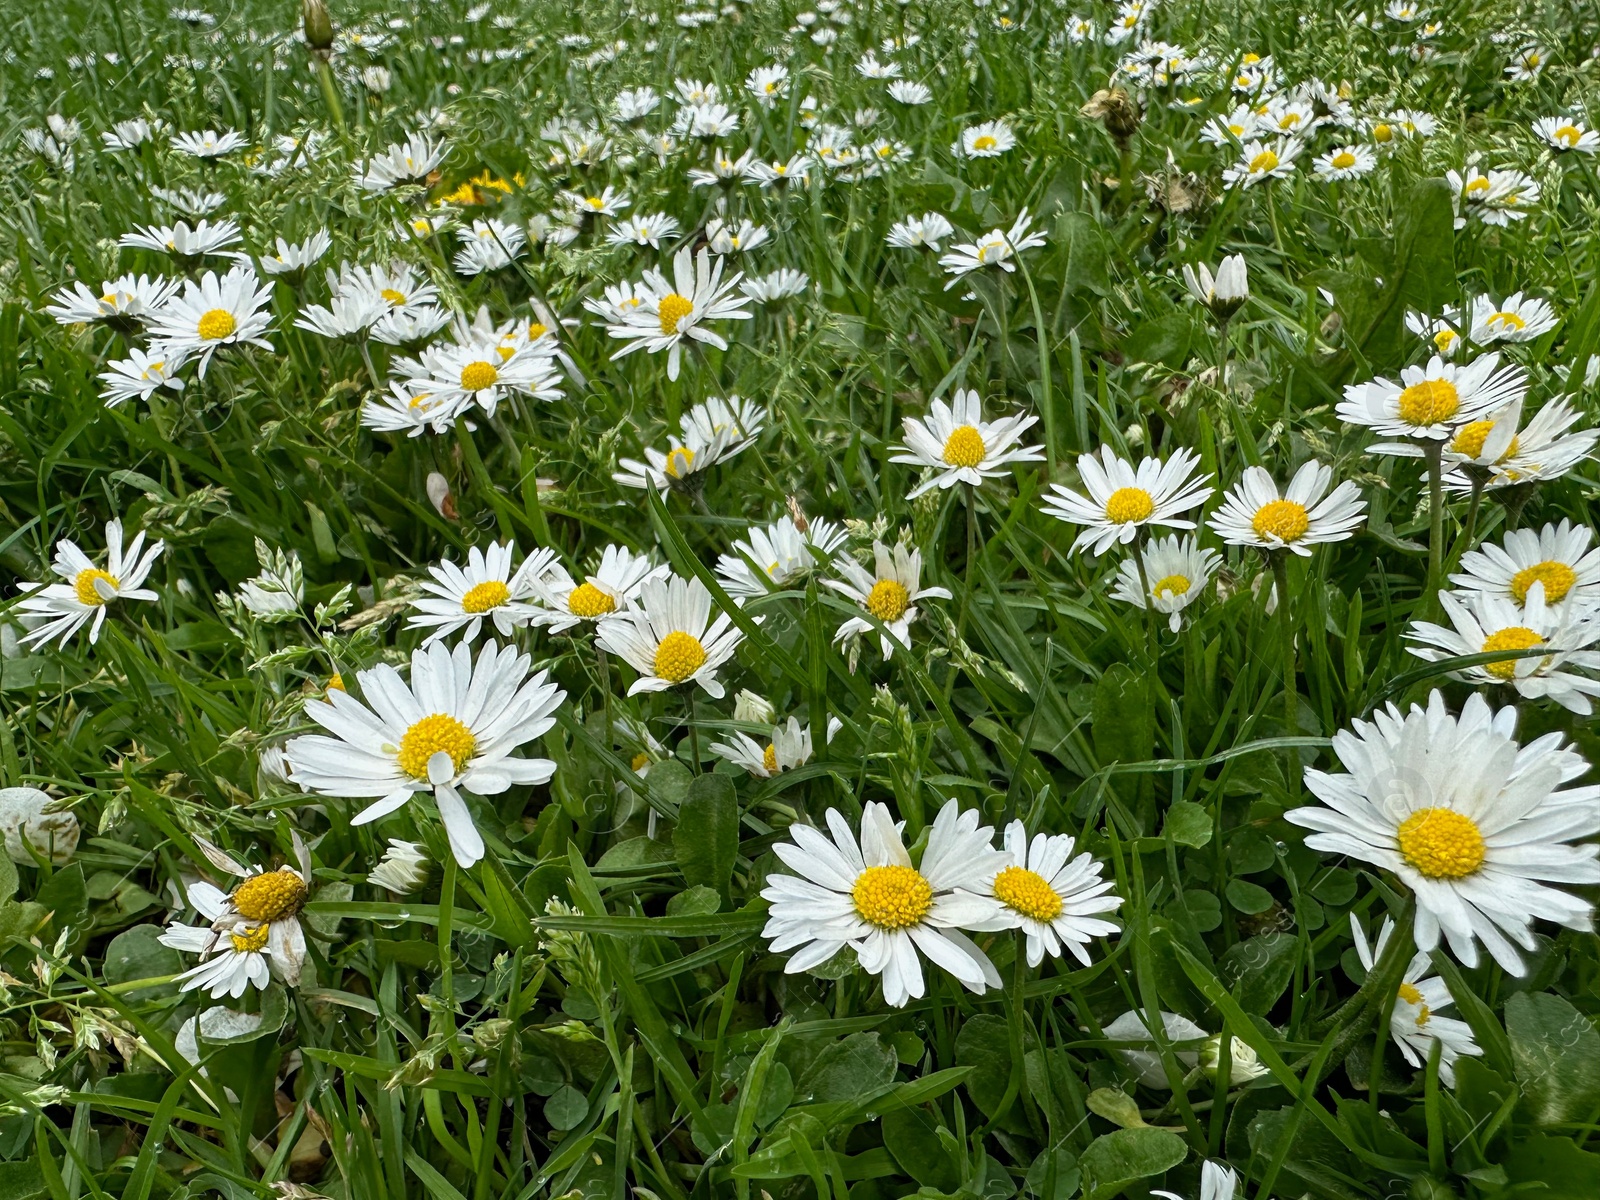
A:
1270;553;1297;795
1424;440;1444;603
987;933;1029;1129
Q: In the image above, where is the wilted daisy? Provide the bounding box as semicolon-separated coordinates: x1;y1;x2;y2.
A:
406;541;558;645
711;714;835;778
530;544;666;634
594;574;750;698
716;511;848;598
286;641;566;867
966;821;1122;967
1337;353;1525;453
45;274;178;329
825;540;952;660
938;210;1048;287
1349;915;1481;1087
1042;446;1212;555
1406;587;1600;714
1467;293;1557;344
144;265;274;377
613;395;764;491
119;218;242;259
1113;535;1221;631
1534;116;1599;154
1442;397;1598;490
1209;461;1366;555
99;347;186;407
890;389;1043;497
956;119;1016;158
1313;144;1377;181
1222;138;1302;187
606;246;752;380
368;839;430;895
1289;689;1600;973
17;519;164;648
886;212;955;250
760;800;1007;1006
1451;521;1600;614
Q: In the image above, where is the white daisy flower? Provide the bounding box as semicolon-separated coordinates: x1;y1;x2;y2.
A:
17;519;164;648
563;185;630;218
370;305;453;347
706;217;770;256
1112;535;1221;631
1467;293;1558;344
360;380;469;437
170;128;246;158
891;389;1043;498
746;63;790;105
1442;397;1598;491
369;839;430;894
594;574;751;698
406;541;559;645
1448;166;1539;228
408;339;563;416
759;799;1007;1007
98;346;186;408
1313;144;1377;181
956;119;1016;158
44;274;178;328
612;87;661;122
740;268;810;304
605;246;752;381
530;545;667;634
453;218;528;275
158;915;276;999
285;641;567;867
938;210;1048;287
258;232;332;277
1041;446;1213;555
965;820;1122;967
1450;520;1600;614
824;540;952;660
886;212;955;250
606;212;681;248
144;265;274;377
716;512;848;598
1405;309;1463;358
1222;138;1302;187
1200;104;1264;147
1209;461;1366;555
102;117;166;151
743;154;811;189
1534;116;1600;154
1337;353;1526;453
613;395;765;491
711;714;837;778
356;131;447;192
1181;255;1249;319
1349;915;1482;1087
118;218;242;259
887;81;932;105
1154;1162;1239;1200
1287;689;1600;973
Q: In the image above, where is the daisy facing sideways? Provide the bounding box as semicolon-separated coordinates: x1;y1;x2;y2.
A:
1112;534;1221;631
18;519;165;648
937;210;1048;286
1287;689;1600;973
406;541;558;645
1337;353;1526;453
711;714;839;778
760;799;1008;1007
1450;520;1600;614
890;388;1042;497
716;511;848;598
1154;1162;1240;1200
1349;914;1481;1087
613;395;765;491
594;574;750;698
285;641;567;866
605;245;752;380
825;540;952;660
1209;461;1366;555
1041;446;1212;555
531;544;666;634
966;820;1123;967
1441;397;1598;491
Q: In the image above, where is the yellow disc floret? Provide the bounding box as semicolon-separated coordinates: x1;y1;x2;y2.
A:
941;425;987;468
197;308;237;341
653;630;708;683
973;135;998;151
762;743;779;774
1555;125;1582;147
1104;486;1155;524
851;864;934;929
1449;419;1512;461
459;360;499;391
566;581;617;618
866;579;910;623
992;865;1064;921
1397;981;1432;1024
1153;573;1191;599
1248;150;1280;174
380;288;407;305
1481;626;1544;680
230;924;271;953
396;713;477;780
1396;378;1460;426
460;579;511;613
1331;151;1357;170
73;568;120;607
658;293;695;334
233;870;309;923
664;446;696;479
1510;561;1577;605
1251;499;1310;542
1396;807;1486;879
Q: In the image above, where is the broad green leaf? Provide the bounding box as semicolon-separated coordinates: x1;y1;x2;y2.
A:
674;773;739;897
1077;1128;1187;1200
1507;992;1600;1127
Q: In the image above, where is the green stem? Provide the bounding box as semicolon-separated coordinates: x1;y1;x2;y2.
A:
1424;440;1444;602
686;689;702;775
1132;535;1160;665
987;934;1030;1129
1270;553;1298;795
313;57;346;133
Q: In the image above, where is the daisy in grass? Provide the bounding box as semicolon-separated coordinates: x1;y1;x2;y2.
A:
613;395;764;491
606;212;680;248
740;268;810;305
454;219;529;275
356;131;447;192
1534;116;1599;154
99;347;186;408
45;274;178;330
259;233;332;279
1288;689;1600;973
17;519;164;648
1209;461;1366;555
159;909;279;998
1313;144;1377;181
360;380;469;437
825;540;952;660
144;265;274;377
760;799;1007;1007
1182;255;1249;321
605;246;752;380
1041;446;1212;556
1406;309;1463;358
1406;587;1600;714
1467;293;1558;344
1222;138;1301;188
1349;914;1481;1087
938;210;1047;287
716;511;848;598
890;389;1043;497
955;119;1016;158
531;544;666;634
170;128;245;158
886;212;955;250
119;219;242;259
711;714;838;778
965;821;1122;967
1154;1162;1239;1200
595;574;750;699
406;542;559;645
285;641;566;867
408;339;563;416
1442;398;1598;491
1112;535;1221;631
1338;353;1526;454
1451;521;1600;614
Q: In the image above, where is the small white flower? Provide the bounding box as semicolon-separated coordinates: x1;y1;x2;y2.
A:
1209;461;1366;555
965;820;1122;967
1041;446;1212;555
890;388;1043;497
144;265;274;377
1349;915;1482;1087
1467;293;1558;344
407;541;559;645
1112;535;1221;631
17;519;164;648
594;574;751;698
369;840;430;894
937;210;1048;287
824;540;952;660
531;545;667;634
716;512;848;598
886;212;955;250
1181;255;1249;318
955;119;1015;158
605;247;752;381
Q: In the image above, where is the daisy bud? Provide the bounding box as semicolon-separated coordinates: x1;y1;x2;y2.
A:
1199;1033;1270;1083
302;0;335;55
426;471;458;519
733;689;775;724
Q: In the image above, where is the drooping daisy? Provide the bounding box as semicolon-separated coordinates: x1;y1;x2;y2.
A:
1406;587;1600;714
1313;144;1377;181
824;540;952;660
1442;397;1598;491
1337;353;1526;453
285;641;566;866
1181;255;1249;320
1288;689;1600;973
1467;293;1558;344
887;80;933;106
716;511;848;598
186;837;310;981
98;347;186;408
1222;138;1302;188
159;912;278;999
1153;1162;1239;1200
1112;535;1221;631
594;574;750;698
406;542;558;645
956;119;1016;159
605;246;752;380
530;544;666;634
759;799;1007;1007
965;821;1122;967
613;395;765;491
368;839;430;894
17;519;164;648
1534;116;1600;154
890;389;1043;497
144;265;274;377
711;714;836;778
1041;446;1213;556
1349;915;1482;1087
1209;461;1366;555
1451;521;1600;614
937;210;1048;287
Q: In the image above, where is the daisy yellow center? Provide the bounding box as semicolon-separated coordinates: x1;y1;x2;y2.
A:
381;288;407;304
527;322;548;339
664;446;696;479
461;579;511;613
1396;807;1486;879
1248;150;1279;174
1464;177;1490;196
396;713;477;780
230;925;271;953
1397;981;1432;1024
233;871;308;922
1332;151;1357;169
326;673;345;693
73;568;120;606
1489;311;1526;331
1373;122;1393;143
992;865;1063;921
762;743;778;773
459;360;499;391
866;578;910;622
850;864;933;929
973;134;998;151
654;630;707;682
197;308;237;340
941;424;987;468
1252;499;1310;542
630;751;651;771
1434;329;1459;353
496;344;515;361
1279;113;1302;129
1449;420;1518;461
1510;561;1576;605
1555;125;1582;146
567;581;616;618
1104;486;1155;524
1481;625;1544;679
1153;573;1190;598
1396;379;1459;426
658;292;695;334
